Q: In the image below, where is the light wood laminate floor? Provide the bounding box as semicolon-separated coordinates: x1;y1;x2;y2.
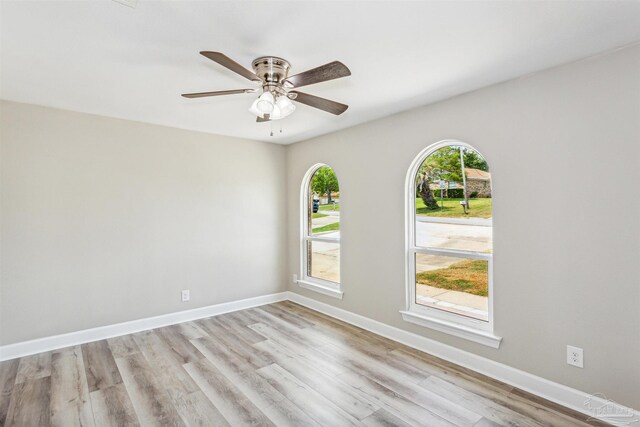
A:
0;301;607;426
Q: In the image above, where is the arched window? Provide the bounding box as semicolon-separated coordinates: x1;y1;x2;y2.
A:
298;164;342;299
402;141;501;348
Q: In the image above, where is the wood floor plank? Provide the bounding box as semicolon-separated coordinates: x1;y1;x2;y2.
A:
82;340;122;392
132;330;199;400
392;347;514;394
191;336;321;426
115;353;185;426
334;370;457;427
248;322;350;378
411;351;595;427
362;408;414;427
107;335;140;359
233;307;271;326
4;376;51;427
90;383;140;427
50;345;95;426
172;321;208;340
195;318;274;369
279;302;399;353
279;301;400;351
252;307;331;348
184;358;274;426
255;338;380;420
15;351;51;384
210;312;268;345
252;326;351;381
258;363;364;427
154;325;205;365
52;345;83;359
173;390;231;427
258;303;316;329
263;304;402;371
310;345;482;426
392;378;482;426
278;300;357;329
317;341;427;389
314;335;432;386
319;342;480;427
419;375;543;427
309;321;396;357
473;418;502;427
0;359;20;425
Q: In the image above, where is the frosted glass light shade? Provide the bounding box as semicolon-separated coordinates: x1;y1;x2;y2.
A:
270;105;282;120
276;96;296;117
256;91;275;114
248;99;263;117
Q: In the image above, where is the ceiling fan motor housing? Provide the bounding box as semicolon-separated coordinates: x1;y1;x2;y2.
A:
252;56;291;93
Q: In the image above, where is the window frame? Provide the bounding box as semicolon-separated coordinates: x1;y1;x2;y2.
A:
298;163;343;299
401;140;501;348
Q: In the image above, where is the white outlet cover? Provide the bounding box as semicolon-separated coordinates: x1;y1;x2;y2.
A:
181;289;190;302
292;274;298;284
567;345;584;368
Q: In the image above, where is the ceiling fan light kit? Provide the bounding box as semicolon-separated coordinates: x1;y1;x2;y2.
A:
182;52;351;125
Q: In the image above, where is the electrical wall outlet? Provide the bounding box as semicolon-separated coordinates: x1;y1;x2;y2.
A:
292;274;298;284
567;345;583;368
181;289;190;302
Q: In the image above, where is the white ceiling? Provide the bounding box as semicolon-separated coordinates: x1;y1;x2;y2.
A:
2;1;640;144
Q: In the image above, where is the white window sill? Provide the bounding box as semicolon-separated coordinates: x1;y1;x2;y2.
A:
297;280;343;300
400;310;502;349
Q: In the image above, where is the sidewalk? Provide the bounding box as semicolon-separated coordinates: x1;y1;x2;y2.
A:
416;284;488;321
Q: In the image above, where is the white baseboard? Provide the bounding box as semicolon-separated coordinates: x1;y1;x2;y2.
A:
286;292;639;423
0;292;288;361
2;290;636;423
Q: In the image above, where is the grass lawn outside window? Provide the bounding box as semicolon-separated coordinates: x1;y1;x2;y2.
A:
319;203;340;211
416;197;492;218
416;259;488;296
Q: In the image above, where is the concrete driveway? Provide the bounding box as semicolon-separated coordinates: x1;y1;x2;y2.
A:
416;220;491;253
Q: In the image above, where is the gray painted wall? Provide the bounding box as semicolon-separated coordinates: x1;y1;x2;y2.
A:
286;45;640;408
0;101;287;345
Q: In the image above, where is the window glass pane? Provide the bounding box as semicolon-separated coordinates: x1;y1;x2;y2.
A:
415;221;492;253
308;166;340;237
415;146;492;220
311;212;340;237
307;241;340;284
415;253;488;321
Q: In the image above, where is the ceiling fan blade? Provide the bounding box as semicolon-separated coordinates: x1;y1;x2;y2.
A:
286;61;351;88
289;91;348;115
181;89;255;98
200;51;259;82
256;114;270;122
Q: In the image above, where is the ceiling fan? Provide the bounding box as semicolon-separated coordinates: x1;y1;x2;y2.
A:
181;52;351;122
